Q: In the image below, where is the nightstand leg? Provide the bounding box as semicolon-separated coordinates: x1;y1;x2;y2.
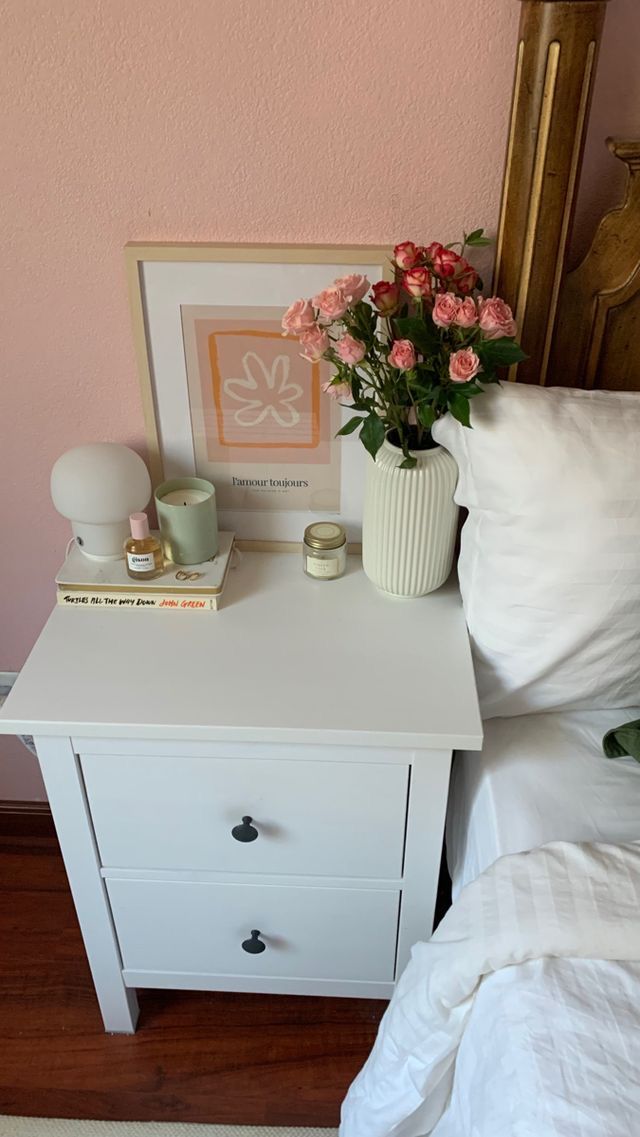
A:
34;736;139;1034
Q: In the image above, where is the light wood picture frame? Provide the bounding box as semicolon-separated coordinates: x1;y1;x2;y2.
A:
126;243;392;542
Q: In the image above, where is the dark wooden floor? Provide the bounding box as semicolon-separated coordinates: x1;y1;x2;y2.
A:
0;834;385;1127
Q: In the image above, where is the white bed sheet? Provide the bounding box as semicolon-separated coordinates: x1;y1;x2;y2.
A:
433;957;640;1137
447;706;640;898
341;840;640;1137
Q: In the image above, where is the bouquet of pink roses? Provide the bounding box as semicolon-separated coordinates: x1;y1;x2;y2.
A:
282;232;525;467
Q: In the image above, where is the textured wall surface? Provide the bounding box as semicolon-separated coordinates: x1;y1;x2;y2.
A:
0;0;637;798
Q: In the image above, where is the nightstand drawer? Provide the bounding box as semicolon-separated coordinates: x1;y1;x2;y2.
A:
106;878;400;983
82;754;409;879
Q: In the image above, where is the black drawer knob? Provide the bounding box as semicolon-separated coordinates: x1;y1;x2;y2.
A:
231;815;259;843
242;929;266;954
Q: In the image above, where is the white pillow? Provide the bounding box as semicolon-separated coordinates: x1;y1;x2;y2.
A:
433;383;640;717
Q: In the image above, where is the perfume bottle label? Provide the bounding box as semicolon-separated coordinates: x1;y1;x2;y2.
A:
127;551;156;572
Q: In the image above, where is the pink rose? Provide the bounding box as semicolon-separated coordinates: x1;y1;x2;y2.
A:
478;296;517;340
299;325;329;362
312;286;349;322
449;348;482;383
433;246;462;279
322;379;353;403
282;298;316;336
393;241;420;271
432;292;459;328
335;333;366;365
454;297;478;328
389;339;416;371
402;267;432;299
334;274;370;304
371;280;401;315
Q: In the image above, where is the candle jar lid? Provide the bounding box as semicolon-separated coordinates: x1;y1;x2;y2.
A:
303;522;346;551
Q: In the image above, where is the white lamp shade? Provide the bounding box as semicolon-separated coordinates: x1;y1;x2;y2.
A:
51;443;152;560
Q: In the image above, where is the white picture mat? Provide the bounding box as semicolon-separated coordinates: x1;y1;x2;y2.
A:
141;257;388;541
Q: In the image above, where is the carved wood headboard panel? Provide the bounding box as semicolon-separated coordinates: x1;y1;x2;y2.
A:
549;139;640;391
496;0;640;394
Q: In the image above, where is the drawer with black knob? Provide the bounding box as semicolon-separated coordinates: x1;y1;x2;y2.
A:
105;877;400;983
81;753;409;880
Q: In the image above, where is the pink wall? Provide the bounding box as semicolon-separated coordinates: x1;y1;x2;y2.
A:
1;0;638;798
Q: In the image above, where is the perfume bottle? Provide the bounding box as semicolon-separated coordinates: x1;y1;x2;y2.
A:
125;512;164;580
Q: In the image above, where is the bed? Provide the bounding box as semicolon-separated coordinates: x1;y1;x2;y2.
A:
436;711;640;1137
448;707;640;898
340;1;640;1134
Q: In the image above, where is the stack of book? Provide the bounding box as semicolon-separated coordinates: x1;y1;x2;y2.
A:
56;531;236;612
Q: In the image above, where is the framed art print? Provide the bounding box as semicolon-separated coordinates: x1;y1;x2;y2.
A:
126;243;392;541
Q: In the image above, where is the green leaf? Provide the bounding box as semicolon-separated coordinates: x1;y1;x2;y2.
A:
350;374;363;402
449;393;471;428
480;337;528;367
394;316;439;355
603;721;640;762
465;228;492;247
359;413;385;460
399;456;417;469
417;403;436;430
336;415;364;437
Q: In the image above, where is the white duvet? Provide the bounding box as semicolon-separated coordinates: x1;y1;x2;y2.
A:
340;841;640;1137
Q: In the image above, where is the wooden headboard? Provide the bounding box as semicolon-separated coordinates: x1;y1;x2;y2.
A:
495;0;640;393
550;140;640;391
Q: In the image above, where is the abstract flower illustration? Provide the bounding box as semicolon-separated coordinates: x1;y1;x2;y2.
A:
224;351;303;428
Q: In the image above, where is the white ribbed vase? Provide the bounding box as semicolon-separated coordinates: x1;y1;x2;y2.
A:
362;436;459;598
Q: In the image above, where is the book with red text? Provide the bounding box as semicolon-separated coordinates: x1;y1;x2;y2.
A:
55;531;235;611
56;590;223;610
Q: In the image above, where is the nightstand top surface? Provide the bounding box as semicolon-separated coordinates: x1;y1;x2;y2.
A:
0;553;482;750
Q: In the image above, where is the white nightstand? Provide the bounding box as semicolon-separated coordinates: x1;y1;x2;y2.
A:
0;553;482;1033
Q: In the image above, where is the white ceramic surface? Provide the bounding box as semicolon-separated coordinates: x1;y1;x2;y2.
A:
362;437;459;597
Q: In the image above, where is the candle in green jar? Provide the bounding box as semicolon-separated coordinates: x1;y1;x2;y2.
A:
155;477;218;565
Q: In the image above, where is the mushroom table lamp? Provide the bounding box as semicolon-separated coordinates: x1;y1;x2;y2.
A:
51;443;152;560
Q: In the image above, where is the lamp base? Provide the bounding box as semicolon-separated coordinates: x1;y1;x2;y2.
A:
71;520;129;561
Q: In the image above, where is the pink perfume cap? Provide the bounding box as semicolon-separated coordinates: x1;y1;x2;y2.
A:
129;512;149;540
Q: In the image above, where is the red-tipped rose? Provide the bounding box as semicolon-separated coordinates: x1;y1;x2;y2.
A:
393;241;420;271
456;260;478;295
371;281;401;315
422;241;443;262
433;246;462;279
402;267;432;299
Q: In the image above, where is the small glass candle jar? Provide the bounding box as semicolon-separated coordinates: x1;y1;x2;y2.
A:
303;522;347;580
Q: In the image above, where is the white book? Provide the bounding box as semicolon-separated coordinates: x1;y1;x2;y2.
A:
55;530;236;606
56;591;222;611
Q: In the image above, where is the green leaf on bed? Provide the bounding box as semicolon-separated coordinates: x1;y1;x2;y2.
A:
602;719;640;763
